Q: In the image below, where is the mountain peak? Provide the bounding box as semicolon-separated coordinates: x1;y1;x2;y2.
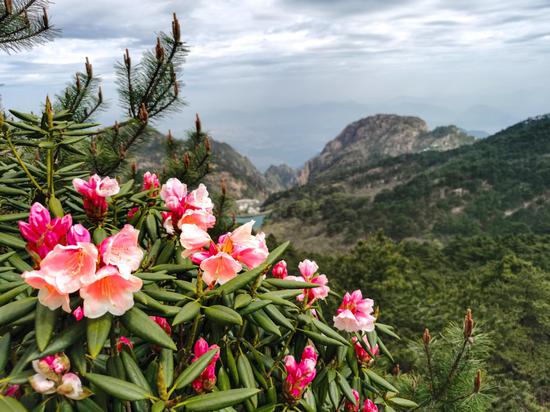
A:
298;114;474;184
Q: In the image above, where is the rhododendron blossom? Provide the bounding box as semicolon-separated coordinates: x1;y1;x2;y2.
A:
73;174;119;220
344;389;360;412
352;335;379;366
100;225;143;276
191;338;220;393
160;179;215;234
286;259;330;305
181;220;269;287
80;265;142;319
142;171;160;192
67;224;91;245
363;399;378;412
18;202;72;261
29;353;89;399
334;290;376;332
272;260;288;278
283;345;317;402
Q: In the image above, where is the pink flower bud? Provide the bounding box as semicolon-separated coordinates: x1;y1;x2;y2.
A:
344;389;360;412
272;260;288;279
143;171;160;191
363;399;378;412
57;372;85;400
117;336;133;352
150;316;171;335
29;373;56;394
283;345;317;403
191;338;220;393
67;224;91;245
4;384;20;398
73;306;84;321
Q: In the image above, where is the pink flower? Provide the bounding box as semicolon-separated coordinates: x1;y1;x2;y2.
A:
73;175;119;220
127;207;139;220
345;389;360;412
4;384;20;398
117;336;133;352
67;224;91;245
29;373;56;395
298;259;319;278
177;209;216;231
160;178;187;212
180;224;211;252
283;345;317;402
272;260;288;279
191;338;220;393
57;373;86;400
18;203;72;261
99;225;143;276
363;399;378;412
34;354;70;376
23;243;98;294
186;184;214;211
150;316;171;336
200;252;242;286
22;276;70;313
352;336;379;366
333;290;376;333
73;306;84;321
79;265;142;318
142;171;160;192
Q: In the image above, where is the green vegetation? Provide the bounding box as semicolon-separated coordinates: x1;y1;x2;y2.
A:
265;115;550;246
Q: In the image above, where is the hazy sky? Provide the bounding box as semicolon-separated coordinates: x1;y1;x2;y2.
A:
1;0;550;169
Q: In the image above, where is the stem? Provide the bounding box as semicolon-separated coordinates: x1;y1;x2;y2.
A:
267;329;295;378
4;131;43;193
423;341;436;398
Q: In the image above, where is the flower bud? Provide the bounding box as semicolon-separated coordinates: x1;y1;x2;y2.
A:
155;37;164;62
172;13;181;42
116;336;133;352
4;384;19;398
183;152;190;169
474;370;481;393
344;389;360;412
195;113;202;134
75;74;81;92
124;48;131;69
150;316;171;336
423;328;431;345
272;260;288;279
67;224;91;245
57;373;86;400
72;306;84;321
45;96;53;129
393;363;401;376
98;86;103;103
85;57;93;78
42;7;49;28
29;374;56;395
138;103;148;123
5;0;13;14
464;309;474;338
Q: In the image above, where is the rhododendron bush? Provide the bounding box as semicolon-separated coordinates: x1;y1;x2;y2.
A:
0;39;416;412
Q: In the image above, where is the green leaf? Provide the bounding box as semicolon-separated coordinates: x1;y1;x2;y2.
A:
234;294;252;310
0;284;30;306
85;373;153;401
388;397;419;408
135;272;176;281
150;263;194;273
262;279;320;289
35;303;56;352
375;323;401;340
87;313;112;358
311;317;350;346
204;305;243;326
0;297;36;326
238;299;271;316
121;307;177;350
9;110;40;123
365;369;399;393
0;212;29;223
0;396;27;412
144;289;187;302
336;372;357;405
300;329;346;347
172;300;201;326
171;348;219;391
237;354;256;390
181;388;261;411
0;333;11;371
49;196;64;218
121;351;152;393
0;233;26;249
250;309;281;336
263;305;294;330
75;398;105;412
92;227;108;245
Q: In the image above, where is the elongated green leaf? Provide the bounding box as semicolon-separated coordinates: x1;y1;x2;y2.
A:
263;305;294;330
250;309;281;336
0;212;29;223
0;284;30;306
238;299;271;316
172;300;201;326
375;323;401;340
75;398;105;412
85;373;152;401
0;297;36;326
0;333;11;371
35;304;56;352
0;233;26;249
144;289;187;302
87;314;112;358
150;263;194;273
365;369;399;393
311;317;350;346
388;397;419;408
0;396;27;412
121;307;176;350
181;388;260;411
121;351;152;392
234;294;252;310
301;329;346;347
204;305;243;326
171;348;219;391
262;279;319;289
135;272;175;281
9;110;40;123
337;372;357;405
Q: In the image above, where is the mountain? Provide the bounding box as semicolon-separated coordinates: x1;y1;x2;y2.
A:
133;128;293;199
298;114;475;184
264;164;298;192
263;115;550;251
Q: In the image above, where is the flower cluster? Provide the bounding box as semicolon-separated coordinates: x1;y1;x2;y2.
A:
142;171;160;193
21;221;143;318
18;203;73;262
283;345;318;403
73;174;120;221
180;220;269;287
160;178;216;234
191;338;220;393
352;335;379;367
344;390;379;412
29;353;89;400
333;290;376;332
272;259;330;305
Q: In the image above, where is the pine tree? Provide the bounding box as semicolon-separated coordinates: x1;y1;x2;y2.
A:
0;0;57;52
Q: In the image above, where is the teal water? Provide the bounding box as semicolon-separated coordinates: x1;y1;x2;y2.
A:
236;214;265;230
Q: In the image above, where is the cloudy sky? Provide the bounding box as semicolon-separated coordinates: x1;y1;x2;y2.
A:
1;0;550;169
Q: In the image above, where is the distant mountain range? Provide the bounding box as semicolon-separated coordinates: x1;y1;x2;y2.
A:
263;114;550;251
